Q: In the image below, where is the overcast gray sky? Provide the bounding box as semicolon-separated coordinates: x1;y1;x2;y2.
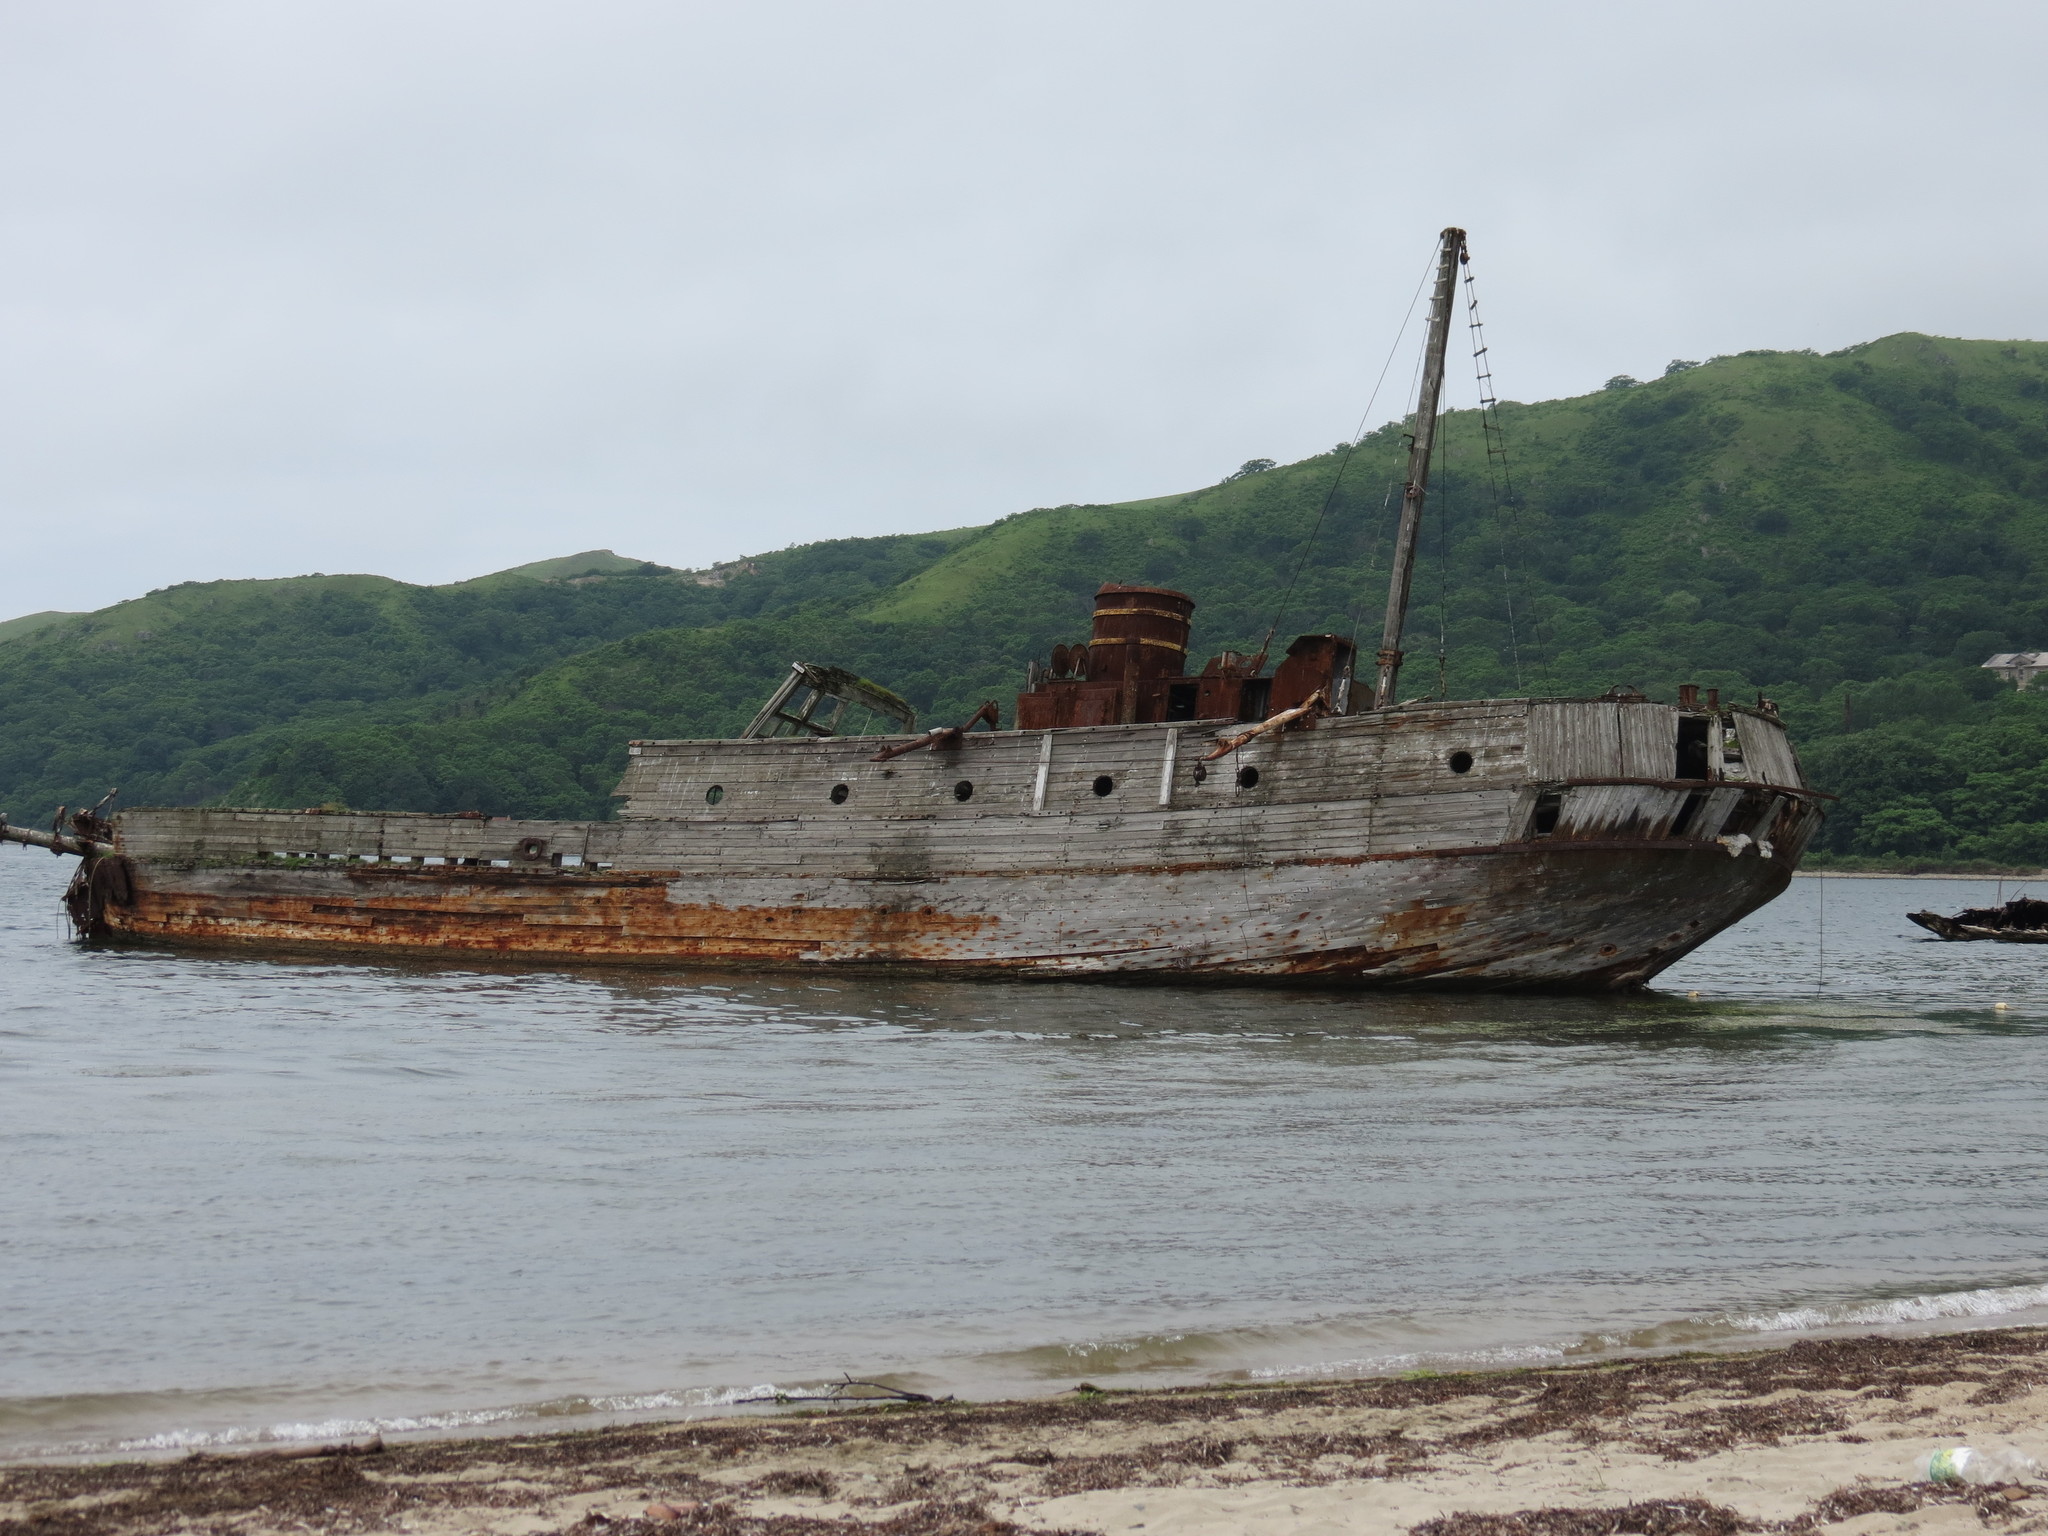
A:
1;0;2041;620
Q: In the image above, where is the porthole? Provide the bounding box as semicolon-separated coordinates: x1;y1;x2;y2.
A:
953;780;974;802
829;783;850;804
1236;766;1260;789
704;785;725;806
1448;750;1474;774
1091;774;1115;797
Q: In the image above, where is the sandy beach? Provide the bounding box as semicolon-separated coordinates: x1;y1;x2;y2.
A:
9;1327;2048;1535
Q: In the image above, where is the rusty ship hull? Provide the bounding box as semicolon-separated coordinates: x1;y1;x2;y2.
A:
79;698;1822;990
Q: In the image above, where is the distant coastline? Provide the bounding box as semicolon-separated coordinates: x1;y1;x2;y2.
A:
1798;856;2047;880
1795;868;2047;880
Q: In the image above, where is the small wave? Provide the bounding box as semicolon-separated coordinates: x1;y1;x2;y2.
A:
109;1405;532;1453
109;1383;799;1453
10;1382;805;1459
975;1321;1572;1385
1249;1343;1568;1381
1590;1281;2048;1352
1229;1281;2048;1385
1729;1283;2048;1333
976;1333;1236;1376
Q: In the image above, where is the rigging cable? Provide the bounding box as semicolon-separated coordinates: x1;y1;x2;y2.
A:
1339;328;1435;652
1252;244;1439;668
1340;478;1405;658
1434;402;1452;700
1461;251;1540;687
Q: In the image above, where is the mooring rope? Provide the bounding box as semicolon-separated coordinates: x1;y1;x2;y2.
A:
1816;870;1827;992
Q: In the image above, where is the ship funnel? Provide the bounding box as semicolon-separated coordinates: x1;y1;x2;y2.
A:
1087;583;1193;684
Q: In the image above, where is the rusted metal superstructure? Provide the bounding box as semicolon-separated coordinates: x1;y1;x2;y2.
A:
1013;584;1354;729
2;225;1826;988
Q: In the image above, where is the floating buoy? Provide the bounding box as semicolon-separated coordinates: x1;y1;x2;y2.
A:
1687;990;1701;999
1995;1002;2012;1011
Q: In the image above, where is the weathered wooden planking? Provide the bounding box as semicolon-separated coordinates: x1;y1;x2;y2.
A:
116;809;620;865
1528;702;1619;779
116;702;1802;878
118;783;1755;882
615;705;1539;819
1733;714;1801;787
1617;703;1676;780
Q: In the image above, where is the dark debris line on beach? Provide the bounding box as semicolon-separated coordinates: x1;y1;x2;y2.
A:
9;1329;2048;1535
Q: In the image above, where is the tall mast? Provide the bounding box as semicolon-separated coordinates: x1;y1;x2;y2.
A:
1371;226;1466;710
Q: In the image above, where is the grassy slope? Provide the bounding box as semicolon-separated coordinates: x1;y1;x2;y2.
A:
0;610;85;645
479;549;666;583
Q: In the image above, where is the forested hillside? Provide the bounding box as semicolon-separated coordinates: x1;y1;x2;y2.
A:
7;331;2048;864
0;533;974;820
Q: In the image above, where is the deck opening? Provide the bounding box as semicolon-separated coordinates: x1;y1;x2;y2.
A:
1676;716;1710;779
1531;790;1563;838
1237;678;1272;721
1670;790;1707;836
1166;681;1199;721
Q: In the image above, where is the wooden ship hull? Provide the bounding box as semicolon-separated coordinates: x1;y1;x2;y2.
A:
4;229;1825;990
49;697;1820;990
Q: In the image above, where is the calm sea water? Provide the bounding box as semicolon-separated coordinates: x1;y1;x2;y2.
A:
3;851;2047;1459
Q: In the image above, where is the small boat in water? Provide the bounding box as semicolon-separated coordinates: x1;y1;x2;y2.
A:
1908;897;2048;943
0;228;1828;988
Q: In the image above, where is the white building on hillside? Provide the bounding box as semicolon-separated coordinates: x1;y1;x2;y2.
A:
1983;651;2048;690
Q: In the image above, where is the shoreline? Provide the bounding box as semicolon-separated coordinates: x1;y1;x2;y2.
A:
8;1327;2048;1535
1794;869;2048;880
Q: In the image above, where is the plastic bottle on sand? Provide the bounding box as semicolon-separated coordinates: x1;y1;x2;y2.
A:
1921;1446;2040;1485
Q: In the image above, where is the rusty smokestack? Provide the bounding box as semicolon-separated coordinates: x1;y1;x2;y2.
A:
1087;584;1193;684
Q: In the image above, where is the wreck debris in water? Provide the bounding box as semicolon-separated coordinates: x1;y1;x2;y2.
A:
1908;897;2048;943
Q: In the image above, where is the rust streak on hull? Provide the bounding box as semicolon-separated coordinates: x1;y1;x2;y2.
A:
98;833;1799;991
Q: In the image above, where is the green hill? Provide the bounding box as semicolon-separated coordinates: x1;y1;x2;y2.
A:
8;332;2048;865
0;610;83;645
0;531;977;822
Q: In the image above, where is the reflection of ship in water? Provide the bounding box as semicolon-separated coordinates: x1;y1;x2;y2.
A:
2;228;1825;988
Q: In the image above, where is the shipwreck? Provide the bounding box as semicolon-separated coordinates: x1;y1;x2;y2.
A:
2;229;1826;988
1908;898;2048;944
